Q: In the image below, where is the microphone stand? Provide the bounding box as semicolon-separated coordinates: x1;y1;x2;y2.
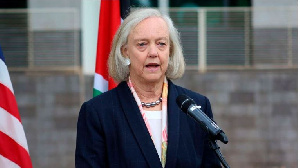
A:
208;139;230;168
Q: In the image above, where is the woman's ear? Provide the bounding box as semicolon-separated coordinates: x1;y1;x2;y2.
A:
121;45;129;58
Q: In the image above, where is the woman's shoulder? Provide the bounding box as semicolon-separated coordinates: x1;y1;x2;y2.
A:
85;81;127;107
87;89;115;105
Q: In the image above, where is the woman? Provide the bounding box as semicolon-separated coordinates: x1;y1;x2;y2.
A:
75;8;221;168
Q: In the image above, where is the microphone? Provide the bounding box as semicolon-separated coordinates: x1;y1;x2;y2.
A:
176;94;228;144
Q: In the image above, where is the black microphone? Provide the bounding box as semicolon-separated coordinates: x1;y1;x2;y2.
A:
176;94;228;144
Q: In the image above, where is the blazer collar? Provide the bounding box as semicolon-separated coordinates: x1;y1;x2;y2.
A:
117;81;162;168
116;80;181;168
165;80;180;168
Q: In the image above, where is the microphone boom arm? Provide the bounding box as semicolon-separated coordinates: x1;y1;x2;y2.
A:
209;140;230;168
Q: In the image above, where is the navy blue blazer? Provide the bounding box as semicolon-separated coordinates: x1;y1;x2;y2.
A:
75;80;221;168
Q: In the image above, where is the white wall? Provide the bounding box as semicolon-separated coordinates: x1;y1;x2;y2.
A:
28;0;81;31
252;0;297;28
29;0;81;8
252;0;297;7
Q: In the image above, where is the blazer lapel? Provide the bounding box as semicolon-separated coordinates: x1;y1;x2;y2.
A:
116;82;162;168
165;81;180;168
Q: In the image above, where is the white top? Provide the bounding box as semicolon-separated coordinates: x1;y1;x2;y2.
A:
144;110;162;161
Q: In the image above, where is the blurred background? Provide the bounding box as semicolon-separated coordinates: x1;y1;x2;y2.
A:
0;0;297;167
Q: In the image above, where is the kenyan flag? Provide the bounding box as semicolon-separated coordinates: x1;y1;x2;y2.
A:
93;0;130;97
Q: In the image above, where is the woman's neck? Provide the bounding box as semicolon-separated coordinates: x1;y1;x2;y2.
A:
130;77;164;103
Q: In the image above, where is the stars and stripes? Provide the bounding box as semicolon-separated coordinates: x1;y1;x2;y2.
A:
0;45;33;168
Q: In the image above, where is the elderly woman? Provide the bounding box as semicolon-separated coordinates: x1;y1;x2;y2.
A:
75;8;221;168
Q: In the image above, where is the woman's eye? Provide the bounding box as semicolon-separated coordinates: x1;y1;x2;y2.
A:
138;43;146;47
158;42;166;46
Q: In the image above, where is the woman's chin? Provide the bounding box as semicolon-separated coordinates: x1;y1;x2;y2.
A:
142;74;165;83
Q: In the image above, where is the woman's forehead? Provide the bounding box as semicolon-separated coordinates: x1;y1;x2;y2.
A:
129;17;169;40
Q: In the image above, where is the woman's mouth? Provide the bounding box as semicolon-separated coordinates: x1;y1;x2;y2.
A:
145;63;160;72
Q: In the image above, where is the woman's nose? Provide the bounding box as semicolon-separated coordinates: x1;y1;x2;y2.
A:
148;44;158;57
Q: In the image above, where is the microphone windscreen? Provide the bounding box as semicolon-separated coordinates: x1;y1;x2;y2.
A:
176;95;196;113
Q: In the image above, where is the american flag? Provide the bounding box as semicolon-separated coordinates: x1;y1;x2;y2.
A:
0;45;32;167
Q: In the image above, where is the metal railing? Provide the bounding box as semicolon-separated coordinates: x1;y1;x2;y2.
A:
169;7;297;71
0;7;297;72
0;8;80;73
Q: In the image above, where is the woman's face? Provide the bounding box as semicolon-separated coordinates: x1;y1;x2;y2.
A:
122;17;170;84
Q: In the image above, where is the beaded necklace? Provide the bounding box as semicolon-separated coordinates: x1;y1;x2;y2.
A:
141;97;162;108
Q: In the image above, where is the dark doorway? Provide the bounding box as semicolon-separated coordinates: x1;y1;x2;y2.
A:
0;0;28;67
0;0;27;8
